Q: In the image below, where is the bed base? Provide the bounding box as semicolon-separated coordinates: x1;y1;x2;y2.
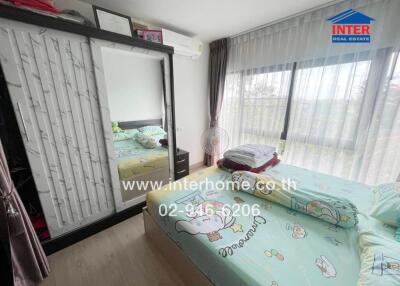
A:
143;207;213;286
121;167;170;202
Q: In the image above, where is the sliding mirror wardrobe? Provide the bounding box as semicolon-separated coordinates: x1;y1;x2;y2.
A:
0;5;177;245
90;39;176;211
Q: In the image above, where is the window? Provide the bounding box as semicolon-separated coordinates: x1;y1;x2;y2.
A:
220;48;400;183
241;69;292;139
289;59;371;150
221;49;395;155
220;66;292;150
221;51;379;150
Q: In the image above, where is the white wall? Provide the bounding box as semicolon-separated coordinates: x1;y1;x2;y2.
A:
102;48;163;122
174;49;209;165
53;0;210;165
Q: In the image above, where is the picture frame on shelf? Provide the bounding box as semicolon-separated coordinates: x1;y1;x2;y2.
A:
93;5;134;37
142;29;163;44
132;22;148;39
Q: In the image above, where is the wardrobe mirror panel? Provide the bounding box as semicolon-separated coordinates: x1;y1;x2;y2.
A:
101;47;171;204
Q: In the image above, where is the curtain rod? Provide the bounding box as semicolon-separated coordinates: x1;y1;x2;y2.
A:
230;0;347;38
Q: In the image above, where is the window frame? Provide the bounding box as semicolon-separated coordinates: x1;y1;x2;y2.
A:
222;48;394;151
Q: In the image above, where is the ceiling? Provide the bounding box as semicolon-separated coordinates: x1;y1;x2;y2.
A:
84;0;337;42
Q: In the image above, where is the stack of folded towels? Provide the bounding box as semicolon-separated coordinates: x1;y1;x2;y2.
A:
217;144;279;173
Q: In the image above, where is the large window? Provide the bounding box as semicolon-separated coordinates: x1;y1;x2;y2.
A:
221;55;372;150
220;66;292;150
289;59;371;150
220;49;400;183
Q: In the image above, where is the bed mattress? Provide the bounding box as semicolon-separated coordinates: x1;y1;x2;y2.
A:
147;164;377;286
113;139;168;180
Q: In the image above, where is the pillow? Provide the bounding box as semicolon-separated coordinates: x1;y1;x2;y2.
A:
125;128;139;138
135;133;157;149
370;182;400;227
113;132;131;142
231;171;359;228
358;231;400;285
138;125;166;136
112;129;138;142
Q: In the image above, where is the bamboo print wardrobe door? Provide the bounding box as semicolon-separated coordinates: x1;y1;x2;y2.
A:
0;18;115;237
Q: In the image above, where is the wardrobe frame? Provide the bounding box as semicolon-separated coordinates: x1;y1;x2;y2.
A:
0;3;178;255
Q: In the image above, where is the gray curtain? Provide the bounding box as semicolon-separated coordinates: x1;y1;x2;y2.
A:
0;140;49;286
204;38;228;166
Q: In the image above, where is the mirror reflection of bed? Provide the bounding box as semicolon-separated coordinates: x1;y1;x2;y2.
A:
103;48;171;203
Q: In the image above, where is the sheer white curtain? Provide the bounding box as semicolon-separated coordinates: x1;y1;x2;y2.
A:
220;0;400;185
221;65;292;149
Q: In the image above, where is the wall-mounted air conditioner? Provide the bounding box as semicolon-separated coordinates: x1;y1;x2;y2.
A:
162;29;203;59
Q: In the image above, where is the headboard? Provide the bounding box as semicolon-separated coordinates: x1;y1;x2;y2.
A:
118;119;162;130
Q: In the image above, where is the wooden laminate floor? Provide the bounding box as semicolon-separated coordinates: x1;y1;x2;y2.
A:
40;213;185;286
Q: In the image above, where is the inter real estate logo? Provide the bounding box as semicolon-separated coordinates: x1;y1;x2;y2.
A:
328;9;374;43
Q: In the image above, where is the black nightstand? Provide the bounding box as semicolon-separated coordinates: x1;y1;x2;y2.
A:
175;149;189;180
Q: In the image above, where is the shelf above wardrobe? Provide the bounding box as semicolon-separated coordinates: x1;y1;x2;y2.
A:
0;3;174;55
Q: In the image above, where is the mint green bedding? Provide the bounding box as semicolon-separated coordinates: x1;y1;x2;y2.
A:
370;182;400;227
358;229;400;285
231;170;359;228
147;164;380;286
113;137;168;180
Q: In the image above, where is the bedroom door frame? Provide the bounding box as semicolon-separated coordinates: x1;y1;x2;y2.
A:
89;38;177;212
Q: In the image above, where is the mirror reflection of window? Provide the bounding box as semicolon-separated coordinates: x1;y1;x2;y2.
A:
102;48;170;203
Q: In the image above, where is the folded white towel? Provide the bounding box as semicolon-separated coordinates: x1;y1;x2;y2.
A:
224;144;276;168
226;153;274;168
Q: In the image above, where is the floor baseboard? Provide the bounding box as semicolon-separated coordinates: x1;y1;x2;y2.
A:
42;202;146;255
190;161;205;172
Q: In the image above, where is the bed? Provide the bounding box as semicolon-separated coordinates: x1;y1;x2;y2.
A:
114;136;168;181
144;164;395;286
113;119;170;202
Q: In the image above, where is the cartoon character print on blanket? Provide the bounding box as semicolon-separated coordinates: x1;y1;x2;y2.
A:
285;223;307;239
231;171;256;192
324;236;343;246
315;255;337;278
232;171;273;195
234;196;245;204
264;249;285;261
372;253;400;276
291;198;353;226
174;192;242;242
232;171;358;228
